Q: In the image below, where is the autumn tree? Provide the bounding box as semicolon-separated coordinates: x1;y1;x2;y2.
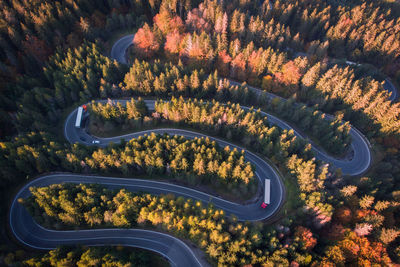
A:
154;9;185;35
164;31;184;58
324;231;392;265
294;226;317;251
274;61;302;95
216;51;231;77
133;24;160;59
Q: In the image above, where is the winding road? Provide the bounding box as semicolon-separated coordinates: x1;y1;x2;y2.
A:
342;60;397;102
71;99;371;176
10;179;202;266
108;34;372;175
9;34;374;267
384;78;398;102
110;34;134;65
10;99;286;266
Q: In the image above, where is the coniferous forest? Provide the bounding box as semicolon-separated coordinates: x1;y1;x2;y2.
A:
1;0;400;266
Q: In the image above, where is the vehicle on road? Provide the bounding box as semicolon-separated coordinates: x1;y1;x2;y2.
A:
261;179;271;209
92;140;100;144
75;106;84;128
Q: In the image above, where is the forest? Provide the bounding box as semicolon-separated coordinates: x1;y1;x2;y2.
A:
1;0;400;266
129;0;400;137
5;246;167;266
0;132;257;198
84;133;257;197
22;183;392;266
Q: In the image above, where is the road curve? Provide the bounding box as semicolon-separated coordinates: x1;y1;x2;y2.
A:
11;100;286;267
110;34;134;64
111;35;371;175
10;174;204;267
10;34;373;267
73;97;370;176
227;84;371;176
384;79;398;102
63;101;284;222
110;35;397;102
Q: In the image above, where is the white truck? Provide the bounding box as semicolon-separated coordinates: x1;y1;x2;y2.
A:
261;179;271;208
75;106;83;128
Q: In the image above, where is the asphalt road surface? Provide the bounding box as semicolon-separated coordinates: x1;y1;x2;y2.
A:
111;34;396;102
11;104;286;266
110;34;134;64
69;99;371;176
10;34;374;267
11;98;372;267
110;34;371;175
384;79;398;102
11;99;287;267
10;176;203;267
63;101;285;222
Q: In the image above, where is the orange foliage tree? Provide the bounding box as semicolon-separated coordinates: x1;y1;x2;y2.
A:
230;53;247;81
324;231;392;265
324;223;346;241
247;50;264;83
294;226;317;251
154;9;184;35
216;50;231;77
133;24;160;59
275;60;302;86
164;30;184;59
185;9;211;32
